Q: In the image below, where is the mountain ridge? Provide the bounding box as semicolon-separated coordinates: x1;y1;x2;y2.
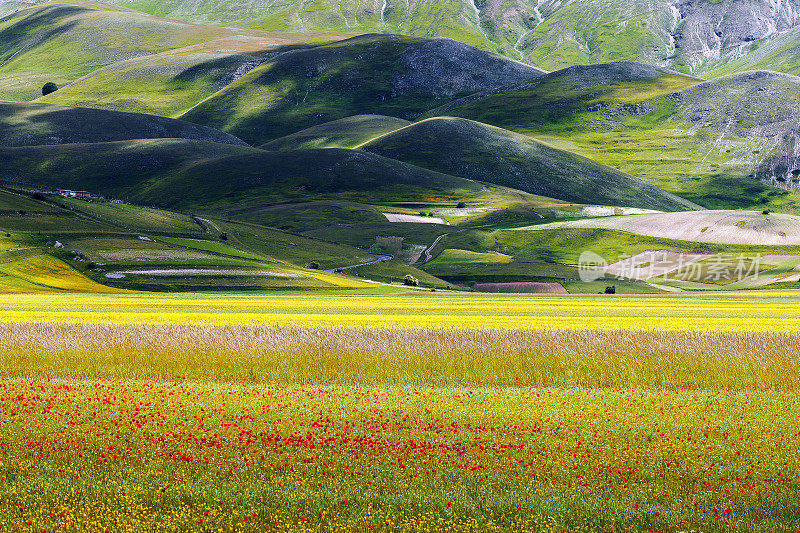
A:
7;0;800;76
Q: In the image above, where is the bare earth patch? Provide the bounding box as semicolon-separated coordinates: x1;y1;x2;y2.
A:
521;210;800;245
383;213;446;224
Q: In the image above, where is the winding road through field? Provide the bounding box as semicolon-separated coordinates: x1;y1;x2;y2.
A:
422;233;449;263
325;254;393;273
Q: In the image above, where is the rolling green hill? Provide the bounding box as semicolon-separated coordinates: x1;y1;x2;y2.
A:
0;142;536;213
0;1;349;105
360;117;698;211
180;34;545;145
427;62;800;213
261;115;411;150
426;61;702;129
36;39;307;117
0;1;265;101
0;139;259;194
669;71;800;186
23;0;496;50
137;148;513;210
0;101;248;146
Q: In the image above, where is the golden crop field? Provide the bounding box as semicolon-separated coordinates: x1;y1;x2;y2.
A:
3;291;800;531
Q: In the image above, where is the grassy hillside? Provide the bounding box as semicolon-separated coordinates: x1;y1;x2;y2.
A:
44;0;496;50
221;200;389;232
37;39;307;116
8;0;800;78
0;1;272;101
0;142;534;213
138;149;501;210
427;61;702;129
0;139;258;195
261;115;411;150
361;117;698;211
669;71;800;185
430;62;800;213
704;29;800;79
52;196;207;235
0;187;117;232
0;101;248;146
180;34;544;145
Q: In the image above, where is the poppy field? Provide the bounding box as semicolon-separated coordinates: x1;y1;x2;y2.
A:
4;380;800;532
2;293;800;531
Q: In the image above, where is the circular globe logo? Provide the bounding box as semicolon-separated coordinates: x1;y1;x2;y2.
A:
578;251;608;282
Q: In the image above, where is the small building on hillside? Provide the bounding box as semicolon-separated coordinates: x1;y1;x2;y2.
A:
57;189;91;199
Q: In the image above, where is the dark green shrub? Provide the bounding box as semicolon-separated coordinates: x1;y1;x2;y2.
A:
403;275;419;287
42;82;58;96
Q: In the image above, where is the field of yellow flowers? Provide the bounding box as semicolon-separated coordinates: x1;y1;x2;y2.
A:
3;292;800;531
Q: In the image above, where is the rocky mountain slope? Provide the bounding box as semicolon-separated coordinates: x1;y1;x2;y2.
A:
8;0;800;76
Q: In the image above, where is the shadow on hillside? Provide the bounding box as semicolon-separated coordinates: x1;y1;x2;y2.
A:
0;6;83;67
171;44;312;88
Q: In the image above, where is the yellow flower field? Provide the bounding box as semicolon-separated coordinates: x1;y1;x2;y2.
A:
0;291;800;331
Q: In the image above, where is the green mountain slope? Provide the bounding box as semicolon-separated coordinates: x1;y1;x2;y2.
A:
0;142;536;213
9;0;800;78
427;62;800;213
140;148;506;210
61;0;495;49
36;39;308;117
261;115;411;150
0;138;259;190
0;1;275;101
179;34;545;145
0;101;248;146
427;61;702;130
360;117;698;211
704;27;800;78
670;71;800;187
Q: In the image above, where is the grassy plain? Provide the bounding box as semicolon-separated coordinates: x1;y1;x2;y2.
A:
2;292;800;531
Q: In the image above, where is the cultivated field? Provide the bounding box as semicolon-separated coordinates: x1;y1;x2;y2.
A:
524;210;800;245
2;292;800;531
